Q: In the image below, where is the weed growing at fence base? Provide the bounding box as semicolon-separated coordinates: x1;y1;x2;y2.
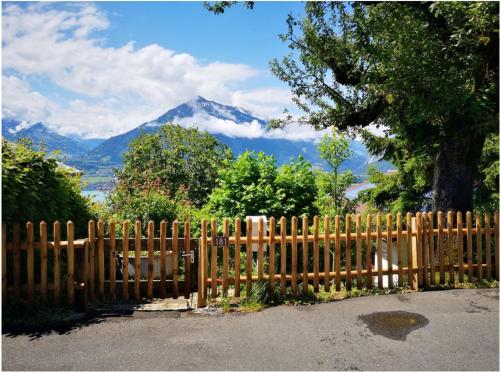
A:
210;279;498;313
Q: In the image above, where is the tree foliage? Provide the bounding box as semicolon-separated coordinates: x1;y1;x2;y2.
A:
2;139;93;236
268;1;498;212
104;125;229;234
115;124;231;208
204;151;318;219
315;129;357;216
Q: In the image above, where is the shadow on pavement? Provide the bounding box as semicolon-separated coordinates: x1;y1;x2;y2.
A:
2;308;134;341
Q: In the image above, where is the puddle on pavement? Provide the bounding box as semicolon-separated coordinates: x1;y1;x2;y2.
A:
358;311;429;341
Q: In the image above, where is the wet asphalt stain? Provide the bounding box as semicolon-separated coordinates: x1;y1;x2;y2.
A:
396;294;411;302
358;311;429;341
465;300;492;313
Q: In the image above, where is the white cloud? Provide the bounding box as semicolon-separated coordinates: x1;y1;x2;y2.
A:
2;75;53;123
3;3;297;139
231;88;296;119
173;113;328;142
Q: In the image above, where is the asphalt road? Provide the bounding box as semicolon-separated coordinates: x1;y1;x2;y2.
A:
2;288;499;371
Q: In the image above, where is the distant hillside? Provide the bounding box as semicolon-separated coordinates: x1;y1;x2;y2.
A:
76;96;391;176
2;119;87;159
3;97;393;179
2;119;106;159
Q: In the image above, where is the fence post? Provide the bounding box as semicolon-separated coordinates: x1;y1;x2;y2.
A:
197;219;207;307
75;238;89;312
88;220;95;302
411;216;419;290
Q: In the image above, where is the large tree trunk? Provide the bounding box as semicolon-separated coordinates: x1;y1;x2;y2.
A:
432;118;485;213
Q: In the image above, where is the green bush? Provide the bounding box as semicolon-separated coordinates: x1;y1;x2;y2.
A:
2;139;93;237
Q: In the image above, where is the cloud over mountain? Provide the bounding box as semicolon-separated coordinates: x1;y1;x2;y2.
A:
2;3;295;139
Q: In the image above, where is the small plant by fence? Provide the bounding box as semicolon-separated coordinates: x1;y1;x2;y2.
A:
2;211;499;308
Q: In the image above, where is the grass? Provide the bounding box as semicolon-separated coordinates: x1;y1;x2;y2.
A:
210;278;498;313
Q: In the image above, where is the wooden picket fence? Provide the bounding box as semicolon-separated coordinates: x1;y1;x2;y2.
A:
2;220;198;308
2;211;499;309
197;211;499;307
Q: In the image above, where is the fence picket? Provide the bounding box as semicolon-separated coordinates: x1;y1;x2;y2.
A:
387;213;394;289
406;213;413;286
269;217;276;291
147;221;154;300
222;218;229;297
485;213;491;281
456;212;464;283
280;217;286;295
98;219;105;301
291;216;297;294
258;218;264;281
211;219;217;299
323;216;330;292
172;220;179;299
234;218;241;297
122;221;130;301
302;216;308;294
476;214;482;282
355;214;362;290
396;213;403;286
427;212;435;285
159;221;167;299
366;214;373;289
13;223;20;299
418;213;424;287
437;212;444;284
334;216;341;292
109;221;116;302
422;213;428;287
53;221;61;305
313;216;319;292
134;220;141;301
184;221;191;299
26;222;34;303
345;214;352;291
466;212;473;282
67;221;74;305
376;213;383;289
246;218;252;294
447;212;454;285
198;219;207;307
88;220;96;301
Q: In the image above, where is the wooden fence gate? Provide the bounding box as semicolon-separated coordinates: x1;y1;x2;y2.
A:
2;220;199;309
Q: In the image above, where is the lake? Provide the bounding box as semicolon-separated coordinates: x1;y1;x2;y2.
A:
82;190;107;203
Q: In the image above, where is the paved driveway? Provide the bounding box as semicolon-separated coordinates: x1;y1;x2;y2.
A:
2;288;499;371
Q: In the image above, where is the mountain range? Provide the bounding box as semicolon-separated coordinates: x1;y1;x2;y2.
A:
2;96;392;181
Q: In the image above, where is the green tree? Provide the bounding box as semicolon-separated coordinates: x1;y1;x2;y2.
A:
2;139;93;236
266;2;498;213
474;133;499;213
204;151;318;219
315;129;356;216
114;124;231;208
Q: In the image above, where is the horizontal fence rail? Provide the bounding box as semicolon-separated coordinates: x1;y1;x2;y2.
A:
197;211;499;307
2;211;499;309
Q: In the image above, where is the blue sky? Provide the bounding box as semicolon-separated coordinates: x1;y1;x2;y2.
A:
2;1;310;139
